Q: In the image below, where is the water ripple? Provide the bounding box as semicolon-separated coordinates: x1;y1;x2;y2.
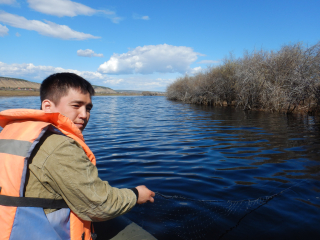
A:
1;95;320;238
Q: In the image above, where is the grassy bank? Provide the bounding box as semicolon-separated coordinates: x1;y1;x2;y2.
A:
167;42;320;114
0;90;39;96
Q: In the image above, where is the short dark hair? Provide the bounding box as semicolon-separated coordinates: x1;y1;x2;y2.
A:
40;72;95;105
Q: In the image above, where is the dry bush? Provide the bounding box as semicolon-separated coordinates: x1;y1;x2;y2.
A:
166;77;189;101
167;41;320;114
214;58;238;106
235;50;267;110
261;42;320;112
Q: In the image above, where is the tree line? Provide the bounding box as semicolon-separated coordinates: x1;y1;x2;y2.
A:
167;42;320;114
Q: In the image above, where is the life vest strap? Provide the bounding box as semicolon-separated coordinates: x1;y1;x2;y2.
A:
0;195;68;208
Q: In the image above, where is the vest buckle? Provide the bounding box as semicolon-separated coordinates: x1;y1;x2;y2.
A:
91;233;97;240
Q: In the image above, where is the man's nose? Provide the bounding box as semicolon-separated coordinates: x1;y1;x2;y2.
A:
79;107;87;119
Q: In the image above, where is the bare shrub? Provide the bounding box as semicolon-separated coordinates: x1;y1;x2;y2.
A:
166;41;320;114
235;49;267;110
260;42;320;112
214;57;238;106
166;77;189;101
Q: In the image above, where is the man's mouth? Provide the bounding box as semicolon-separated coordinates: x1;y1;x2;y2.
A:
75;123;84;129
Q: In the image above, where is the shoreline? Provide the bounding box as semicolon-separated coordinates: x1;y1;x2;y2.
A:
0;90;39;96
0;90;162;97
170;99;320;116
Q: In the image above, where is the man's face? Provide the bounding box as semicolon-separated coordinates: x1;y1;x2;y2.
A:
43;88;93;132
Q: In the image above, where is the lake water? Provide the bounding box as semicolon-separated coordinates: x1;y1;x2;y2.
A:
0;96;319;239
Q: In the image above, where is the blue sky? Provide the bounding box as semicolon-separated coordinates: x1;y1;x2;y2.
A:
0;0;319;91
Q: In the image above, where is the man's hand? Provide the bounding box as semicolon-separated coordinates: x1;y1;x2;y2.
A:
135;185;155;204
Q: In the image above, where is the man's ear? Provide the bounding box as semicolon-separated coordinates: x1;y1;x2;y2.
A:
42;99;55;113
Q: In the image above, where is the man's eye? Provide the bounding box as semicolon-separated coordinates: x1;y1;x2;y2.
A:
86;108;92;112
72;105;80;108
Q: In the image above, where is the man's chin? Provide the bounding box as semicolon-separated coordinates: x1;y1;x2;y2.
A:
75;124;85;131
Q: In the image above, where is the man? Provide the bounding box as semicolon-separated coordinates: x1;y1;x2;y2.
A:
0;73;155;240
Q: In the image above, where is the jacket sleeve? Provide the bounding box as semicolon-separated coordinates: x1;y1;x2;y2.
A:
39;135;137;222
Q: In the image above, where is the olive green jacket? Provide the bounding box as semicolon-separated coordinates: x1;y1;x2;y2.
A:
24;131;137;222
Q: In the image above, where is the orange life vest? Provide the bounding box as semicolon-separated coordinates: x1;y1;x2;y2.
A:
0;109;96;240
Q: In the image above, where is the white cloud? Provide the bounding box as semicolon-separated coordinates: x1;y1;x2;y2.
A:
15;32;20;37
27;0;122;23
0;23;8;36
102;76;173;91
187;66;202;75
0;60;178;91
0;11;100;40
28;0;95;17
98;44;202;75
0;0;16;4
198;60;220;64
133;13;150;20
103;79;123;85
103;76;173;91
77;49;103;58
109;17;122;24
156;77;175;84
0;61;111;82
121;76;174;91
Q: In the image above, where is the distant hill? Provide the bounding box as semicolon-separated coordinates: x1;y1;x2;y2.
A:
0;76;116;94
92;85;116;94
0;76;40;89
